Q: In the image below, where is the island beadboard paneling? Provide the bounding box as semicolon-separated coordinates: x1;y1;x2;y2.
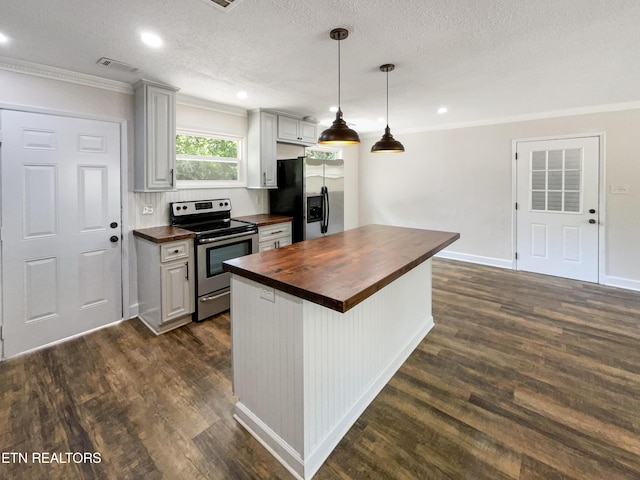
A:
231;260;433;479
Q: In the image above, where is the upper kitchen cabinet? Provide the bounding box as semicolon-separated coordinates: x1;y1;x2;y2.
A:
134;80;180;192
247;109;318;189
277;115;317;145
247;110;278;188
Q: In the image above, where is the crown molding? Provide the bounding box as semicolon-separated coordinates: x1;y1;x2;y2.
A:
360;100;640;138
176;94;248;117
0;56;134;95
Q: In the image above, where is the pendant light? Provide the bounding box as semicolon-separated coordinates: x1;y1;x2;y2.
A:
318;28;360;145
371;64;405;153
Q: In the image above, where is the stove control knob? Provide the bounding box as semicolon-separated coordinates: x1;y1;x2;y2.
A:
219;202;224;207
183;206;187;210
225;202;229;206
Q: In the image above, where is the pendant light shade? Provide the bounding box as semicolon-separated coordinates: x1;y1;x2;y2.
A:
318;28;360;145
371;64;404;153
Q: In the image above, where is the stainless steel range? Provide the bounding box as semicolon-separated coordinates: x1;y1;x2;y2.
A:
170;199;258;321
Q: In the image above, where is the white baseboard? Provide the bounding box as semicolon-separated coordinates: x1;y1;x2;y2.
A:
3;317;128;360
234;405;304;480
436;250;514;269
436;251;640;294
602;275;640;292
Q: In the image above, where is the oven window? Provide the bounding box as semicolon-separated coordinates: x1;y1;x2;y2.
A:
206;239;252;277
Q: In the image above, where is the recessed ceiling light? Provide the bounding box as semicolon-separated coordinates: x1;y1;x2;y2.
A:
329;106;338;113
141;32;162;48
437;107;448;114
237;91;248;99
0;33;9;44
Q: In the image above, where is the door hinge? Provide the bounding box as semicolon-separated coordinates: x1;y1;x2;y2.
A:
515;252;518;260
0;325;3;341
515;152;518;160
515;202;518;210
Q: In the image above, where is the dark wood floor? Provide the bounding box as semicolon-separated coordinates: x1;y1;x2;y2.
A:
1;259;640;479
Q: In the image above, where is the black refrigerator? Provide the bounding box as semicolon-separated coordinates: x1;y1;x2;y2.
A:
269;157;345;243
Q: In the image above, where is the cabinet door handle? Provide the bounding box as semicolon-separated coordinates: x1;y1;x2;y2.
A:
263;172;266;186
170;168;175;187
185;262;189;280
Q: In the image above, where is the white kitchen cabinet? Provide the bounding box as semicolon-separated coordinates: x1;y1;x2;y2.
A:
248;110;318;188
258;221;292;251
134;80;179;192
247;110;278;188
135;236;194;334
277;115;317;145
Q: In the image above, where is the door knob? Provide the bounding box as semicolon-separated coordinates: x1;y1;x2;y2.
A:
589;219;596;224
589;209;596;214
110;235;119;243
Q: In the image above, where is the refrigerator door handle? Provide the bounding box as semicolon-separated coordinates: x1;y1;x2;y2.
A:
322;186;330;234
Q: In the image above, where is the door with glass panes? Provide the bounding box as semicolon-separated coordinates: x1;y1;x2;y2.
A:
516;137;599;282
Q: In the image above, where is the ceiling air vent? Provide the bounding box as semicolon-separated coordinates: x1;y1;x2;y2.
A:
96;57;139;73
202;0;245;12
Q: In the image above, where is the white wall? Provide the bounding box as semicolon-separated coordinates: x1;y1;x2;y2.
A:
0;65;362;324
358;109;640;288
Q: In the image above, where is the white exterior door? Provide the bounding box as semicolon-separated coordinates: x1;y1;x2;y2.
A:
516;137;599;282
1;110;122;358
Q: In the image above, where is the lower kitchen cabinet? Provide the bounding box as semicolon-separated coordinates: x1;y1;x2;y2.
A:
258;221;292;251
135;236;195;334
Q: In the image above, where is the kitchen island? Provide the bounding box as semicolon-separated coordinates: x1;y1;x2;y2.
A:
222;224;459;480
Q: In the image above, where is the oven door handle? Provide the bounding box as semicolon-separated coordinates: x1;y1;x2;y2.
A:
198;231;256;244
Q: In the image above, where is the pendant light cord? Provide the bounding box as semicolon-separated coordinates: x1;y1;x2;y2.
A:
385;68;389;127
337;37;341;110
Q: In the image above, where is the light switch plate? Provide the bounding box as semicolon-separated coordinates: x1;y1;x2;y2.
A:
259;286;275;302
610;184;630;194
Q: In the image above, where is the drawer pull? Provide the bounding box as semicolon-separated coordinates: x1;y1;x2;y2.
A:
270;230;284;235
201;291;230;302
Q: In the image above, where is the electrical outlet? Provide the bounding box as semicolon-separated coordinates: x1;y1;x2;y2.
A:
142;204;154;215
259;286;275;302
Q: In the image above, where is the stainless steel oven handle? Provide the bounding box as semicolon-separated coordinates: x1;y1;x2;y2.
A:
200;291;230;302
198;231;256;244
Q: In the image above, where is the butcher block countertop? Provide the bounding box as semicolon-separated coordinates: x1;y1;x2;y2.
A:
233;214;293;227
133;226;196;243
223;224;459;313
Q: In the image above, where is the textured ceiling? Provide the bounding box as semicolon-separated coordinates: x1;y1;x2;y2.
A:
2;0;640;133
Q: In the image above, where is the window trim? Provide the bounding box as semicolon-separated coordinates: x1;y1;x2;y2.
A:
175;128;246;189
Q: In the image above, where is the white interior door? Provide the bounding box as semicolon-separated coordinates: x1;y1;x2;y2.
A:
516;137;599;282
1;110;122;358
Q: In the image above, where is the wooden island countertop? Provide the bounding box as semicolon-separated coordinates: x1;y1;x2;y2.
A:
223;224;459;313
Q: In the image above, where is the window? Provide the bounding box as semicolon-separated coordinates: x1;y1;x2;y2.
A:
530;148;582;213
305;146;341;160
176;131;243;188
